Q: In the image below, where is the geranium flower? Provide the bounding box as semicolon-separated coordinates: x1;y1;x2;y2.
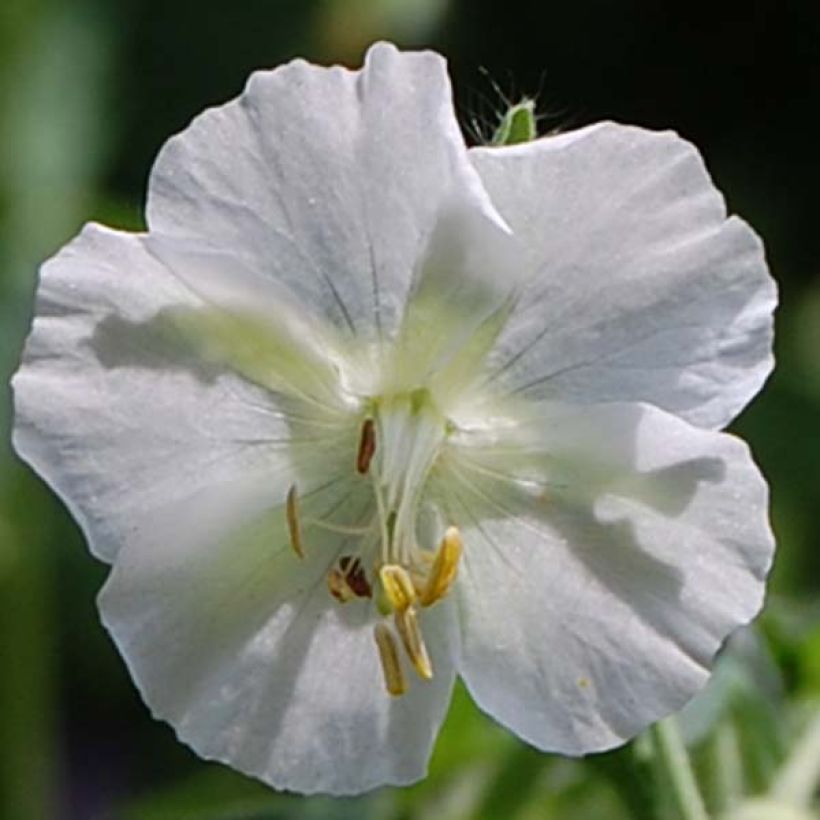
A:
12;42;776;794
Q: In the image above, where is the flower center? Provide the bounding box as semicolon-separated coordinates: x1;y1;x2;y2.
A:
286;388;463;697
368;389;446;565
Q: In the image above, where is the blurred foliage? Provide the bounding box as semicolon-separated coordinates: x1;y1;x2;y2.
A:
1;0;819;818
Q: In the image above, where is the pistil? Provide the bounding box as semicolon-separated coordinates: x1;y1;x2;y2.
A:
370;390;446;568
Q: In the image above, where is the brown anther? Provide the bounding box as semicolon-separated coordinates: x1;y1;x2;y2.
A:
340;555;372;598
420;526;463;607
356;417;376;474
394;608;433;680
374;623;407;696
327;568;356;603
379;564;417;612
328;556;373;602
285;484;304;559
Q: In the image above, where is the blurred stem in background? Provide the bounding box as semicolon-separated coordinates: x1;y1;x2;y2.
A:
0;1;113;816
649;718;709;820
768;709;820;812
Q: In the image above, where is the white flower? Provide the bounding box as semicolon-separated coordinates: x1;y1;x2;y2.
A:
11;42;776;794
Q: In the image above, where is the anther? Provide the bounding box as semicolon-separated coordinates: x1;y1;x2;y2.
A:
379;564;417;612
327;568;356;603
374;623;407;696
339;556;372;598
356;417;376;474
285;484;304;559
394;608;433;681
420;526;463;607
328;556;372;603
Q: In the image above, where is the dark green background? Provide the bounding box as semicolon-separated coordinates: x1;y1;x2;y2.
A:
1;1;818;818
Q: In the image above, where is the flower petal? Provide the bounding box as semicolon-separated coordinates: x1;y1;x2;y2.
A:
470;123;776;430
98;489;459;794
141;233;348;407
12;223;350;563
439;400;773;754
388;188;521;404
146;42;500;337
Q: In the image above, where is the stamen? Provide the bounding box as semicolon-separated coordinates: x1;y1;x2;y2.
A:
420;526;463;607
379;564;417;612
394;608;433;680
373;623;407;696
327;568;356;603
328;556;373;602
303;518;371;536
285;484;304;559
339;556;372;598
356;417;376;474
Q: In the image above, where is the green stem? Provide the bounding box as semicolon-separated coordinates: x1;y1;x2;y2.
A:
649;717;710;820
710;722;744;813
769;706;820;808
588;741;656;820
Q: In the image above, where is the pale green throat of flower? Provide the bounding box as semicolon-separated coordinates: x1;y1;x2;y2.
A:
286;388;462;698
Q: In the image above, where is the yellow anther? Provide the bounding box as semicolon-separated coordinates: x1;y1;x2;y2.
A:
285;484;304;559
394;607;433;681
327;568;356;603
373;623;407;697
379;564;417;612
420;526;463;607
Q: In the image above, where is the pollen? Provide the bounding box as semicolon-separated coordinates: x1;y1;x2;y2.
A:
285;484;304;559
374;623;407;697
379;564;417;612
394;607;433;680
420;526;463;607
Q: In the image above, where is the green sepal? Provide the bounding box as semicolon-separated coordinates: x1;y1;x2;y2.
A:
491;98;536;145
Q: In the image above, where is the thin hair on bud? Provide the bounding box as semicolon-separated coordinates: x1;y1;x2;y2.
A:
458;80;504;146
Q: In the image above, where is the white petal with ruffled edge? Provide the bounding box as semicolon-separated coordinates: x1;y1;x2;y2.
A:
470;123;776;430
99;486;459;794
147;42;506;338
439;401;773;753
11;223;350;563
